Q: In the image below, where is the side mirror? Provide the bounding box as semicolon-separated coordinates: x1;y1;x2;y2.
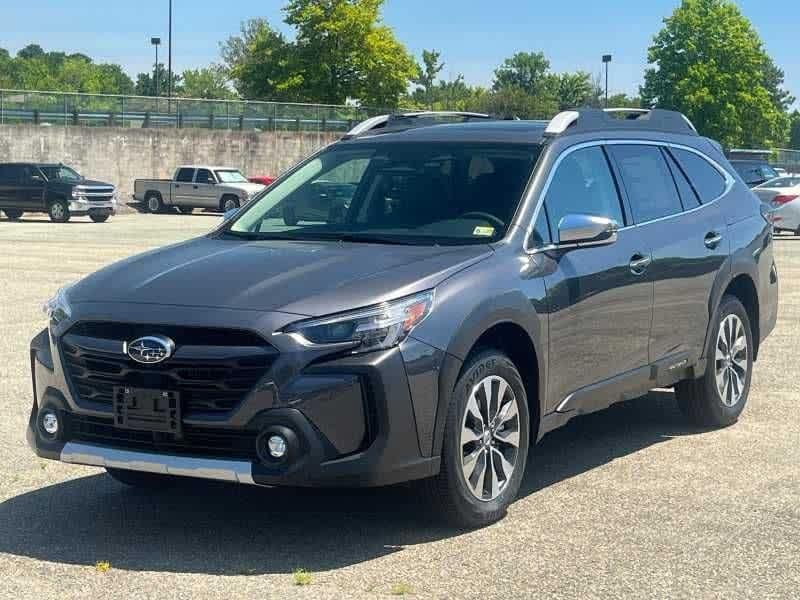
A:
223;208;239;222
558;214;619;247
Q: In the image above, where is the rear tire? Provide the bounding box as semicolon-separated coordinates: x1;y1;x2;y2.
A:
145;192;164;214
2;209;23;220
90;213;110;223
106;468;179;489
220;195;240;213
48;199;70;223
675;295;753;428
422;349;529;528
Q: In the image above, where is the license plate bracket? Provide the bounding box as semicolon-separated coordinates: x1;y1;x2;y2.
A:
113;387;181;434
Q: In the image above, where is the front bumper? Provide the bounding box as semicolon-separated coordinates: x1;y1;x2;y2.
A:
28;305;448;488
68;198;116;216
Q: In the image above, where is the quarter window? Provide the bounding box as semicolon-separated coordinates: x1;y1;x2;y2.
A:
672;148;726;203
664;150;700;209
176;168;195;183
544;146;624;239
608;145;683;223
529;206;552;248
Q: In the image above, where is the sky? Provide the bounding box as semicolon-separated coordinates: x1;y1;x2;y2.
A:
2;0;798;104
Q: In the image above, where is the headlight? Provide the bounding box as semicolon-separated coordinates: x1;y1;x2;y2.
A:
43;285;73;326
284;290;434;354
71;189;81;199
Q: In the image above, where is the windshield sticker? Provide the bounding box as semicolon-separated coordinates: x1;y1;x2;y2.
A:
473;226;495;237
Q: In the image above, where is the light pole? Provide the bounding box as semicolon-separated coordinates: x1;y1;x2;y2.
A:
602;54;612;108
168;0;173;100
150;37;161;98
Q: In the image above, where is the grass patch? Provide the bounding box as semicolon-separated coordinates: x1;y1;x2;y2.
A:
95;561;111;573
293;569;313;586
391;583;412;595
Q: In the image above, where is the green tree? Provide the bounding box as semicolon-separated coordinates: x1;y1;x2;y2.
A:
641;0;790;148
412;49;445;108
134;64;181;97
550;71;594;110
283;0;417;106
181;66;235;99
221;19;298;101
492;52;551;96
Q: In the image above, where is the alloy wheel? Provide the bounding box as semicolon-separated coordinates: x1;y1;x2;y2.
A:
715;314;748;407
460;375;521;501
50;203;65;220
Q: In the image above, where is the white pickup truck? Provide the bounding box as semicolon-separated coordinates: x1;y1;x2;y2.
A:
134;165;266;214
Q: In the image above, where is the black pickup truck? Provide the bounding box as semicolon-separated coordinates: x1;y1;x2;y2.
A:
0;163;116;223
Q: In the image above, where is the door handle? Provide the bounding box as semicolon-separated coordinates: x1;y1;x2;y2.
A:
629;253;652;275
704;231;722;249
193;185;199;189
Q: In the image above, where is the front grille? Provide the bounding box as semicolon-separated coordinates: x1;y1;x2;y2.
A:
67;413;258;460
78;187;115;202
61;322;278;415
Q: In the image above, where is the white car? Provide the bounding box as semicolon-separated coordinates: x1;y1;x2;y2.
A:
754;176;800;233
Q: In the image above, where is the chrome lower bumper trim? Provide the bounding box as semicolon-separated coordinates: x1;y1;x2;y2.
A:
60;441;257;485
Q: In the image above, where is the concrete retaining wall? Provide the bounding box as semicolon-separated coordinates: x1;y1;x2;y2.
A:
0;124;340;203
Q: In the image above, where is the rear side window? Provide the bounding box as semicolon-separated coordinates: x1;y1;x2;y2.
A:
608;145;682;223
176;168;195;182
544;146;624;236
672;148;726;203
664;150;701;209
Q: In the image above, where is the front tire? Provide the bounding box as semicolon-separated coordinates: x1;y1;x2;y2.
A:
106;468;179;488
675;295;753;427
2;209;23;220
48;199;70;223
221;196;240;213
423;350;529;528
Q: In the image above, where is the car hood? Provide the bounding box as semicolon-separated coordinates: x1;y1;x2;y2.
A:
69;236;492;316
221;182;266;196
74;179;115;188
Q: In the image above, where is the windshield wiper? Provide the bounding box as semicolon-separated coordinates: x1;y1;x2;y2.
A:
301;232;423;246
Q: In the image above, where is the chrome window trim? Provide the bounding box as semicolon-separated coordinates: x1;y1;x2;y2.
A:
521;139;736;255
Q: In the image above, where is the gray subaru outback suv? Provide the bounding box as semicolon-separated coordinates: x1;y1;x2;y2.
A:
29;109;778;527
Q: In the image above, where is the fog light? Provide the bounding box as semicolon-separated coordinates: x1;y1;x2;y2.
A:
267;435;287;459
41;410;59;436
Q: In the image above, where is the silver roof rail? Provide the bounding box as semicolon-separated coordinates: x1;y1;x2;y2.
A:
544;107;698;137
344;111;493;139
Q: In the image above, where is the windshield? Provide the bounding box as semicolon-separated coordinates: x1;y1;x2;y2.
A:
227;142;540;246
216;170;249;183
40;166;82;182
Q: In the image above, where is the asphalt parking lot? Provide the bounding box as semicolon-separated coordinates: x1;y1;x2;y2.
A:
0;213;798;599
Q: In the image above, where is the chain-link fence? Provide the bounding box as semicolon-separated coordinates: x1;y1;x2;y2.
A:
773;149;800;174
0;89;384;132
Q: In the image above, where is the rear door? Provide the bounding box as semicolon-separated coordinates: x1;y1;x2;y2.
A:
0;165;13;207
173;167;196;205
193;168;218;208
538;145;654;413
5;165;46;210
608;143;729;369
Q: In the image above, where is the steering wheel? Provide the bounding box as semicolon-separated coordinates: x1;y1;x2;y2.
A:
461;212;506;229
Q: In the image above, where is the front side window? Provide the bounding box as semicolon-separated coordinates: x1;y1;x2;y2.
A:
216;170;249;183
543;146;624;239
40;165;82;182
609;145;683;223
228;142;540;246
671;148;726;203
195;169;216;184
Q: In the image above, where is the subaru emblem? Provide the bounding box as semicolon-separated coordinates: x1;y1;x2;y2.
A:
124;335;175;364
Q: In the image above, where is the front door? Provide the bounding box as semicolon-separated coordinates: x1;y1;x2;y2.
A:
193;168;219;208
537;145;654;413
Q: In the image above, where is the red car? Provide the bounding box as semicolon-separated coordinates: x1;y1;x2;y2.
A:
248;175;276;187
